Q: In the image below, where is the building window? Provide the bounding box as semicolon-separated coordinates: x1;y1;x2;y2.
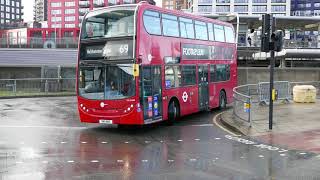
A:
271;0;285;2
11;7;14;13
0;0;3;4
51;2;61;7
162;13;179;37
65;1;75;7
108;0;116;5
198;5;212;13
252;5;267;12
0;19;3;24
216;0;230;3
216;5;230;12
16;1;19;7
195;21;208;40
252;0;267;3
198;0;212;4
51;9;61;15
272;5;286;12
6;6;9;12
16;9;19;14
65;24;76;28
123;0;135;4
52;24;62;28
234;0;248;3
214;24;225;42
234;5;248;12
6;12;9;18
52;16;62;22
65;16;75;21
179;17;194;39
11;13;14;19
65;9;75;14
306;3;311;8
0;12;4;18
6;0;9;5
16;14;19;19
315;3;320;7
0;6;3;11
143;10;161;35
11;0;14;6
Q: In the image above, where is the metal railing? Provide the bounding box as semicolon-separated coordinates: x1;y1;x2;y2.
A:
0;78;76;97
238;39;320;49
232;81;319;126
0;37;79;49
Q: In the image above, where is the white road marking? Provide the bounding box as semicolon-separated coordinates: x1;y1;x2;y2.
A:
124;142;130;144
280;154;286;157
16;161;23;164
142;160;148;162
145;141;151;143
160;140;164;143
259;155;264;158
117;160;124;163
41;142;47;144
168;160;174;162
91;160;99;163
189;158;197;162
299;152;307;155
194;139;200;141
191;124;213;127
215;138;221;140
67;160;74;163
0;125;87;129
101;141;108;144
177;140;183;142
42;161;48;164
81;142;87;144
60;142;67;144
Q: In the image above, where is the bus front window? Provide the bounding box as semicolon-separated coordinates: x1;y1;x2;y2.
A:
81;8;135;39
79;64;135;100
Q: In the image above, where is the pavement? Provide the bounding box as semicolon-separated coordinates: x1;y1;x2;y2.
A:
221;99;320;154
0;97;320;179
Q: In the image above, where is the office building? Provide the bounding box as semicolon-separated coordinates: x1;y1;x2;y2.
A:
34;0;48;22
0;0;24;29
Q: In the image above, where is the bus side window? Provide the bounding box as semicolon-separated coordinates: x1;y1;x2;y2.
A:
143;10;161;35
214;24;225;42
162;14;179;37
195;21;208;40
208;23;214;41
216;64;228;81
179;17;194;39
225;26;235;43
210;65;215;82
165;66;181;88
182;65;196;86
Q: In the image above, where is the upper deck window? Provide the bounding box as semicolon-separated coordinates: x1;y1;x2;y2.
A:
214;24;225;42
179;17;194;39
162;14;179;37
195;21;208;40
81;7;135;39
224;26;234;43
208;23;214;41
143;10;161;35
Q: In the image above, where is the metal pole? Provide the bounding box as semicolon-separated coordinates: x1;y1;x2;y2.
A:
268;17;276;130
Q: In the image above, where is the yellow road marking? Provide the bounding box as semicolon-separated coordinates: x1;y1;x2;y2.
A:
213;112;241;136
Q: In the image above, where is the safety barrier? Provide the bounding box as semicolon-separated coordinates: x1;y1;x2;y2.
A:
0;78;76;97
232;81;312;126
258;81;290;105
233;84;258;127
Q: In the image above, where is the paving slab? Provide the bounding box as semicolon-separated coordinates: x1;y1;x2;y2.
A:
221;100;320;153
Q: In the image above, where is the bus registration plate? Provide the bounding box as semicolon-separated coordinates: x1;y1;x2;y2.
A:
99;120;113;124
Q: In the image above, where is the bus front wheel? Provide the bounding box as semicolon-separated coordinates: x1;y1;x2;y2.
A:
219;91;227;110
167;100;179;125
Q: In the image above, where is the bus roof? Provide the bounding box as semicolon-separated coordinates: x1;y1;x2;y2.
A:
85;2;233;29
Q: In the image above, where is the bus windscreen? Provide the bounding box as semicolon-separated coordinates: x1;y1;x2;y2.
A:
81;8;135;39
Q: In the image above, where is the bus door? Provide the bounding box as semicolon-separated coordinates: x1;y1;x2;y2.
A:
198;65;209;110
141;66;162;123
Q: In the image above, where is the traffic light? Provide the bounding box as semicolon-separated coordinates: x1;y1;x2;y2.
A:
271;30;284;52
261;14;271;52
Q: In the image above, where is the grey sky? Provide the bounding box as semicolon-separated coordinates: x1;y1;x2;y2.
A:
22;0;162;23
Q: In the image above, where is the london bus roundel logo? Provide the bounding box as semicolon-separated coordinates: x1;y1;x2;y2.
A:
182;92;188;102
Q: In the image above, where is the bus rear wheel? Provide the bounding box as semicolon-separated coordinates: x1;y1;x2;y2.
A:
219;91;227;110
167;100;179;125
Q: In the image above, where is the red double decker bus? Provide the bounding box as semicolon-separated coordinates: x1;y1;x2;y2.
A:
77;2;237;125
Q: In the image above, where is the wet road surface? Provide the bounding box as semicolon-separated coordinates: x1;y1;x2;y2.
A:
0;97;320;180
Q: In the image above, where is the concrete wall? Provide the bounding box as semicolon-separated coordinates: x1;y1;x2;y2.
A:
0;67;75;79
238;67;320;85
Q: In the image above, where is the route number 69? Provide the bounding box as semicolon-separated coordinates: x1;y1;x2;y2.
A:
119;44;128;54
